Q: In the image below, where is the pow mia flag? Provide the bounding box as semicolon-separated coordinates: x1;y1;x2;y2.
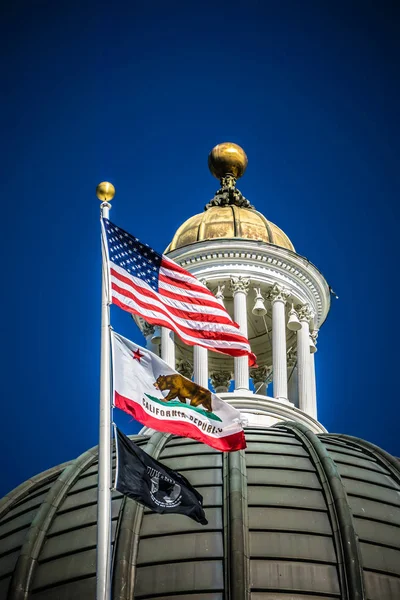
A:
114;427;208;525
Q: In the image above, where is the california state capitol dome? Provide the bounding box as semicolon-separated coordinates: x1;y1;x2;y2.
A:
1;143;399;600
166;142;294;253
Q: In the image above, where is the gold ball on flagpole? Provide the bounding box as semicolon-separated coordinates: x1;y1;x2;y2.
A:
96;181;115;202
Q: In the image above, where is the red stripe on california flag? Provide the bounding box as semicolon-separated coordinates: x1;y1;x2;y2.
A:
114;391;246;452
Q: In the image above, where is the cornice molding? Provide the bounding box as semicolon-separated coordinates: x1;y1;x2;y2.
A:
166;238;330;328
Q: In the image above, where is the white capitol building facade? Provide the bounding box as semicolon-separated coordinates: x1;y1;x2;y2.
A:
137;142;331;435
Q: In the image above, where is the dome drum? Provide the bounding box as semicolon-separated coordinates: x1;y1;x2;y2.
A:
149;237;328;411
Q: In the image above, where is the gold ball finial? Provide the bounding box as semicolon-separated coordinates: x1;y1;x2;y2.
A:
208;142;248;181
96;181;115;202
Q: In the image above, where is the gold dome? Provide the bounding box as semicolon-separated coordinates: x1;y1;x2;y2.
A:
166;205;294;252
166;143;294;253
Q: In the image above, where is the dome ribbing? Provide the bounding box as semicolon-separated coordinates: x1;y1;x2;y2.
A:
0;425;399;599
166;206;295;253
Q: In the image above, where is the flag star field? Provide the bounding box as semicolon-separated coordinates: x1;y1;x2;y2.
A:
104;220;161;291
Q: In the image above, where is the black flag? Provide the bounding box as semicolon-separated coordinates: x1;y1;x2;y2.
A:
114;427;208;525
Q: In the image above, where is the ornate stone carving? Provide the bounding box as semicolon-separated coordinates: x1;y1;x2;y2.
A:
142;321;155;337
310;329;319;344
210;371;232;393
176;359;193;379
199;278;209;288
296;304;314;323
205;175;254;211
287;346;297;368
267;283;290;304
230;276;250;295
250;365;273;385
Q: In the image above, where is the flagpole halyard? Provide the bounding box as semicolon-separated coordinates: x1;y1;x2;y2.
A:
96;182;115;600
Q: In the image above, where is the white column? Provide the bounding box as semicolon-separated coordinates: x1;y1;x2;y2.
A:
194;345;208;388
309;330;318;419
269;284;290;400
297;305;313;414
161;327;175;368
230;276;250;392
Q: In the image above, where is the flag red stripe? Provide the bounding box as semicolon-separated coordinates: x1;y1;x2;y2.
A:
110;266;223;313
158;272;211;294
159;278;224;308
111;282;251;343
111;270;234;326
161;256;198;278
112;296;256;363
159;285;231;313
114;391;247;451
113;284;234;328
158;286;228;312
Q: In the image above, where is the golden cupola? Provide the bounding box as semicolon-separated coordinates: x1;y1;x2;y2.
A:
166;142;294;253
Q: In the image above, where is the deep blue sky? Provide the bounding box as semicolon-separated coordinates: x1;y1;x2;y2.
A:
1;1;399;496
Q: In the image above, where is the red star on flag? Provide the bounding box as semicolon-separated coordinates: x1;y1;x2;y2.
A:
132;348;144;362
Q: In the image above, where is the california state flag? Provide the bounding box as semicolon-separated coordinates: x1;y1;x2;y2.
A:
111;331;246;451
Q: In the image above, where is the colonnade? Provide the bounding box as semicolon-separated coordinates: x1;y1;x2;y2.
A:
142;279;318;419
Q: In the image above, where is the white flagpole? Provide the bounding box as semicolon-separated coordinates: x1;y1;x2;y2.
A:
96;182;115;600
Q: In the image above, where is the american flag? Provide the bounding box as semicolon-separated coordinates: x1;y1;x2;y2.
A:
102;219;256;365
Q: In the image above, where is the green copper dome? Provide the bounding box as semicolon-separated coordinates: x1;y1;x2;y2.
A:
1;423;400;599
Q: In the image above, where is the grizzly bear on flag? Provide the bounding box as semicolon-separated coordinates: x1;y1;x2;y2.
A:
154;374;213;413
